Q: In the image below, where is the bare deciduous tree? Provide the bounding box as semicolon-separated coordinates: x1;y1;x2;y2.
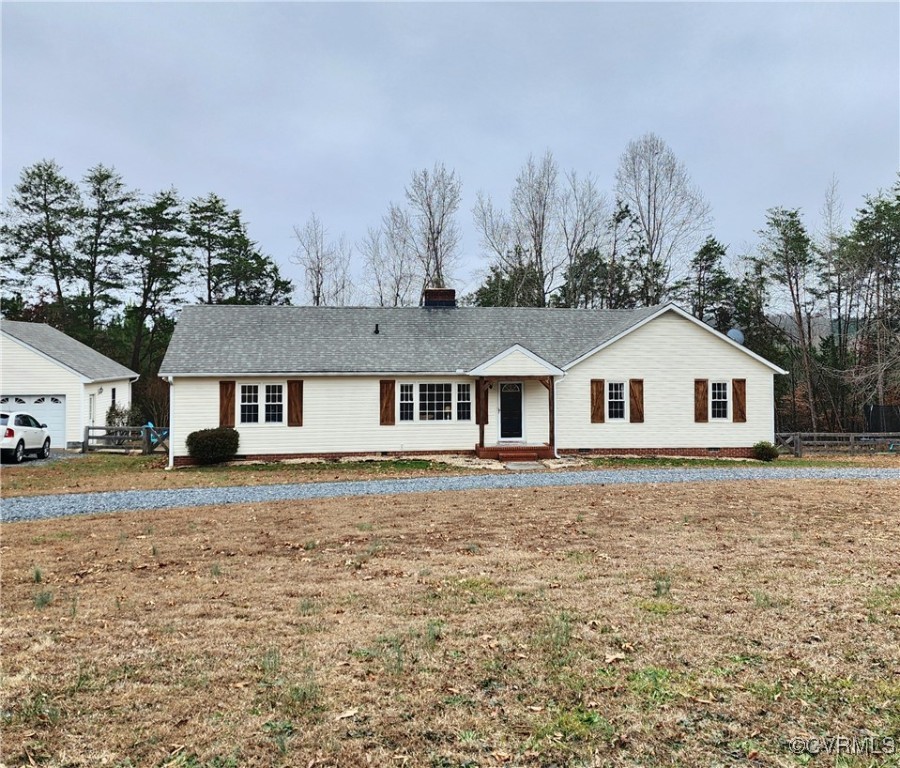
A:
405;163;461;290
474;151;566;306
360;225;418;307
557;170;608;305
615;133;711;304
292;213;352;306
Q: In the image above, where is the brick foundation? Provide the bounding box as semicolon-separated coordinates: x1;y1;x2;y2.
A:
172;448;475;468
172;445;756;467
558;447;756;459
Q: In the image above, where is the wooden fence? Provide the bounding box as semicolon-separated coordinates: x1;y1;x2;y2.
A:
82;425;169;455
775;432;900;457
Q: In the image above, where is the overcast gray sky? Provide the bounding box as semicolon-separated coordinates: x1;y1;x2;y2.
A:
3;1;898;302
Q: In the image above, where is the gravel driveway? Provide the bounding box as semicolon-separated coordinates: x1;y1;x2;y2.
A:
2;466;897;523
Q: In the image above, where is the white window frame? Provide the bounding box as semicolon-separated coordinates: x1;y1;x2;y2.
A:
239;382;286;426
418;382;453;421
457;383;472;421
710;381;729;420
399;383;414;422
395;381;473;423
607;381;626;421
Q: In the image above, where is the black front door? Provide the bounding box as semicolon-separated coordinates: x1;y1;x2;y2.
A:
500;383;523;439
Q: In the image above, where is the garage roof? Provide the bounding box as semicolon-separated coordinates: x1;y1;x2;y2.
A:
1;321;138;381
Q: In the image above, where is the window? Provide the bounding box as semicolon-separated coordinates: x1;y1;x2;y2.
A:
240;384;284;424
111;387;117;407
264;384;283;423
240;385;259;423
608;382;626;420
419;383;452;421
457;384;471;421
400;384;414;421
711;382;728;419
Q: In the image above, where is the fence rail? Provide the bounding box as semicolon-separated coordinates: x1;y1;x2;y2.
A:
82;425;169;455
775;432;900;457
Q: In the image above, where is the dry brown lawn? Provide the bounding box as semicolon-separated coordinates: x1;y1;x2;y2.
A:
2;480;898;767
2;451;896;499
0;454;490;498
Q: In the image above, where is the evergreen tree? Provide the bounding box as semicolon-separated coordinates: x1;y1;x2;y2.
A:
1;160;81;318
672;237;736;331
125;189;188;373
213;222;293;305
74;164;135;341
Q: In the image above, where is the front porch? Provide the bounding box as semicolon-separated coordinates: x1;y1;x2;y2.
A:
466;344;564;461
471;374;558;460
474;442;554;461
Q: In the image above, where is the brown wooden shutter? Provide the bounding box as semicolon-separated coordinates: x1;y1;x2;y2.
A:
219;381;235;427
380;380;395;426
591;379;605;423
732;378;747;423
287;380;303;427
694;379;708;423
629;379;644;423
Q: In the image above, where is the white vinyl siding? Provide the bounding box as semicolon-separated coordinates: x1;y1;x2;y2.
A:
170;376;481;457
557;311;775;449
475;348;555;377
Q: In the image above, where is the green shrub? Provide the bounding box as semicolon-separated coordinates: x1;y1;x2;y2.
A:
186;427;239;465
752;441;779;462
106;402;143;427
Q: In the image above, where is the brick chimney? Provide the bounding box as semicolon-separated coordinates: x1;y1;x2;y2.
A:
422;288;457;308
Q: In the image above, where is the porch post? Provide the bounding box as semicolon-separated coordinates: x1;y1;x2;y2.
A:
477;377;485;449
538;376;555;455
548;376;555;453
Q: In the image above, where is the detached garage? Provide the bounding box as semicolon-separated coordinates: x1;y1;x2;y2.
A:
1;321;137;449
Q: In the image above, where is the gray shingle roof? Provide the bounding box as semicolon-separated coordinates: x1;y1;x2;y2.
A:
2;321;138;381
159;304;666;376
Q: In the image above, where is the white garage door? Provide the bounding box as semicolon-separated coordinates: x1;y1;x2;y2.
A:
0;395;67;447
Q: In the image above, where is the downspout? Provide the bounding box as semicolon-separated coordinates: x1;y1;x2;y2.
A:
166;376;175;470
553;372;565;458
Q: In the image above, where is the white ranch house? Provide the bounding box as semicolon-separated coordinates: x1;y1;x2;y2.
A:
1;321;137;449
159;291;786;467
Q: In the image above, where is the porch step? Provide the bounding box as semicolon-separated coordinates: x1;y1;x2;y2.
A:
475;444;554;461
498;451;540;462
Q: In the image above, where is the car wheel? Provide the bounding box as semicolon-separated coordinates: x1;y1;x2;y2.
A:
13;441;25;464
40;438;51;459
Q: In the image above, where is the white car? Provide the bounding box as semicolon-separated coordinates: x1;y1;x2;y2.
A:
1;411;51;463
